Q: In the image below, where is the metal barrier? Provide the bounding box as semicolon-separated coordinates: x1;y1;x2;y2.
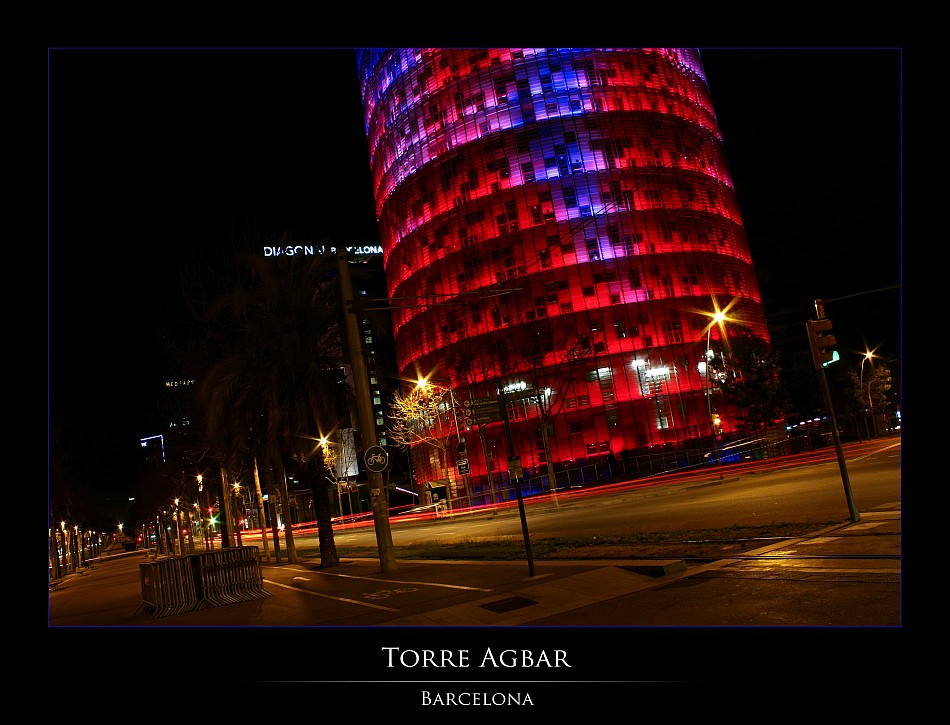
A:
140;556;198;617
192;546;272;610
139;546;271;617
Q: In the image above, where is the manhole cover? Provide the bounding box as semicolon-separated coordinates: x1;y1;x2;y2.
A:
479;595;538;613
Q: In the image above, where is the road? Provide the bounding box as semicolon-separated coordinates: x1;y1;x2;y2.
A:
247;437;900;550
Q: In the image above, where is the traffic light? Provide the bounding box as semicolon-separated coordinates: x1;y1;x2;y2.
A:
806;318;837;370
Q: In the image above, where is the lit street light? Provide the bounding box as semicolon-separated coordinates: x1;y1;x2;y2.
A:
197;474;214;551
860;348;878;438
231;481;243;547
702;302;732;462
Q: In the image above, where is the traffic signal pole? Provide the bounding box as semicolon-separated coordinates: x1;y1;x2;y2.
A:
808;299;860;523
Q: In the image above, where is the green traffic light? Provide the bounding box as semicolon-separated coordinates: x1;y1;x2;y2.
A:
821;350;840;367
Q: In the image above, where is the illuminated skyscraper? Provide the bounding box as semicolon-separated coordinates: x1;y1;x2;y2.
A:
358;48;771;506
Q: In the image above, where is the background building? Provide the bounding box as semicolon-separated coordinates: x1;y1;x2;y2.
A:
143;243;409;524
358;48;772;507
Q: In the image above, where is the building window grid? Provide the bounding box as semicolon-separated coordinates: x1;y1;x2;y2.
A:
363;48;768;490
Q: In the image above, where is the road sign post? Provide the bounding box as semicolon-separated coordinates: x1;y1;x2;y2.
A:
338;253;396;571
461;396;503;426
498;390;534;577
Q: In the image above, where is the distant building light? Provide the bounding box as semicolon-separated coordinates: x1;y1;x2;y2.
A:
503;381;528;393
262;244;384;257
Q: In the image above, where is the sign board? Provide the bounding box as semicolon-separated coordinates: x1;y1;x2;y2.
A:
457;459;470;475
508;456;523;479
364;445;389;472
462;396;503;426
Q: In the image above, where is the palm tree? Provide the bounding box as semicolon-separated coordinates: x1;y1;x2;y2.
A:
193;240;348;567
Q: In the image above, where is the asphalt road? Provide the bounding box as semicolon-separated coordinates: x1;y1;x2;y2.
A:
275;438;901;551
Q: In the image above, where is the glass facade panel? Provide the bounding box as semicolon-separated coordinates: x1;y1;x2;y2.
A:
358;48;770;505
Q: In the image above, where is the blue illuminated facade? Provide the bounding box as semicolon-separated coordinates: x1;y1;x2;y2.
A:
358;48;771;506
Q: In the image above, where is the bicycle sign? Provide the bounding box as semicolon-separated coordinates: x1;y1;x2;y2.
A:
364;445;389;472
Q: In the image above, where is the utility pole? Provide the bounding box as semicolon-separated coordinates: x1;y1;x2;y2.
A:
337;252;397;571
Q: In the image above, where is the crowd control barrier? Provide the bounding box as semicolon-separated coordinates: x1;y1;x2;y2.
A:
140;546;272;617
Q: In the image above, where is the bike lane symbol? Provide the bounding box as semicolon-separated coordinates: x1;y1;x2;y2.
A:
365;445;389;472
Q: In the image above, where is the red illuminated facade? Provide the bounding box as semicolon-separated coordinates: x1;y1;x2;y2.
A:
358;48;771;506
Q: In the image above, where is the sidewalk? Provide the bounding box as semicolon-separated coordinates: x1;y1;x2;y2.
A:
47;501;905;710
48;502;900;628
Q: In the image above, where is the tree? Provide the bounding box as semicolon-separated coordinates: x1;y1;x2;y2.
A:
843;360;894;437
190;236;348;567
387;380;458;508
829;362;866;440
511;325;588;498
717;326;788;437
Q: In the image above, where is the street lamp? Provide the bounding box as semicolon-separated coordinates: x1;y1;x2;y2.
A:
702;306;729;461
231;481;244;546
195;474;215;551
173;498;184;555
860;348;879;437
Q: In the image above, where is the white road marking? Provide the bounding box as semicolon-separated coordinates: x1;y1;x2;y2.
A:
315;570;491;592
262;578;399;611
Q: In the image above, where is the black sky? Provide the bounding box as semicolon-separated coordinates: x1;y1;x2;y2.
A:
48;47;902;496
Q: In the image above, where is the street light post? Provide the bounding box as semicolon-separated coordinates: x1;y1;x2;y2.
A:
704;309;726;463
197;475;212;551
859;351;875;439
183;506;195;554
232;482;243;547
173;499;184;555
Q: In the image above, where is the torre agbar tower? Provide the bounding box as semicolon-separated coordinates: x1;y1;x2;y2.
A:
358;48;771;506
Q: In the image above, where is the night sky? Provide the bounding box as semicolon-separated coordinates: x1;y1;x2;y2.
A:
48;47;902;498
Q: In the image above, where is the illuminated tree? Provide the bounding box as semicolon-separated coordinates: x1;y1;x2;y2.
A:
387;381;457;506
844;361;894;437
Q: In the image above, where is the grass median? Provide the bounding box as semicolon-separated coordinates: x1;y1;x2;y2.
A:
298;520;846;563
